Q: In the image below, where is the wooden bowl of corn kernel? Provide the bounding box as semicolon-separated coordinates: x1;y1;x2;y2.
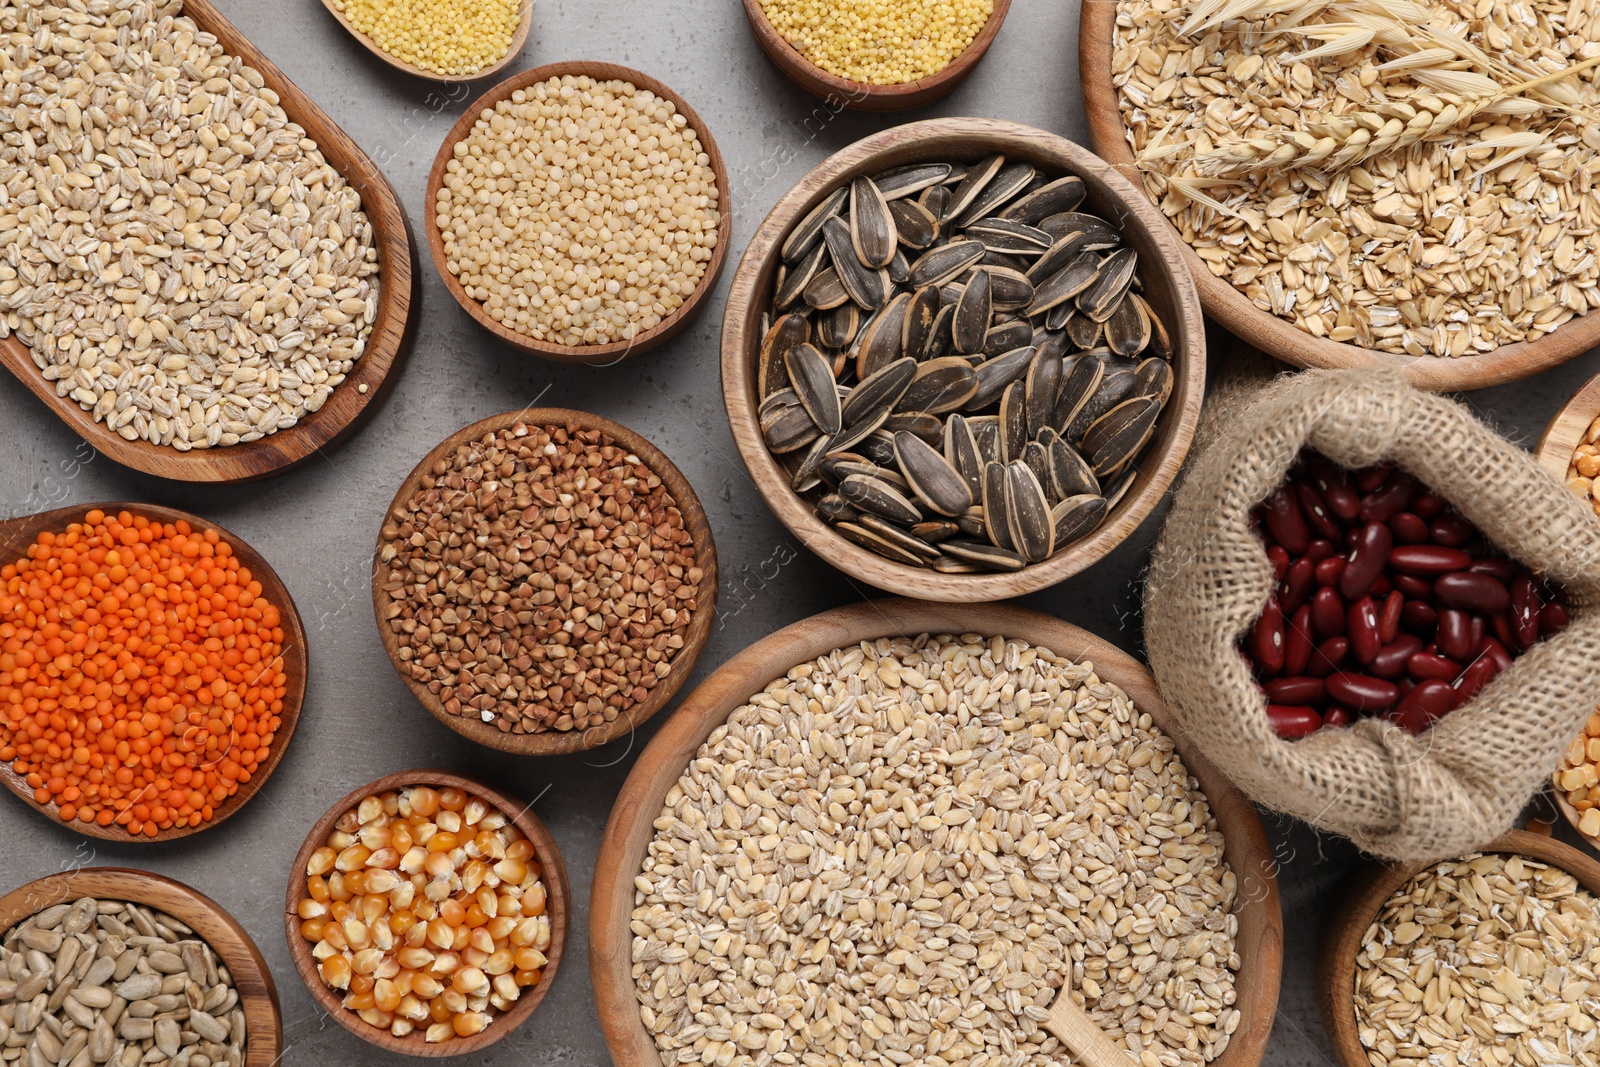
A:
316;0;532;83
1535;370;1600;501
283;770;569;1056
741;0;1013;111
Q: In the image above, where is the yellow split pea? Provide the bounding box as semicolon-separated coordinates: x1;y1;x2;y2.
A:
758;0;996;85
331;0;520;77
436;76;721;348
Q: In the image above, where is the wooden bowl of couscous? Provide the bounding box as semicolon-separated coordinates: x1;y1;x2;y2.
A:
425;61;731;365
741;0;1013;111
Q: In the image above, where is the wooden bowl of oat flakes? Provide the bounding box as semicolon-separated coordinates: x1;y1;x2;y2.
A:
1080;0;1600;390
1317;831;1600;1067
426;62;730;365
590;599;1283;1067
372;409;718;756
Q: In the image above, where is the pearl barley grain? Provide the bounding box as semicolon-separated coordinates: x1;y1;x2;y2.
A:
435;76;721;348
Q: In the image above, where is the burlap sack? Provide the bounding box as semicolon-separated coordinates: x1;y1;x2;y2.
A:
1145;367;1600;862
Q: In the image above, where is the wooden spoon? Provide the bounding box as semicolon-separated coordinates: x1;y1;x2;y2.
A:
317;0;532;83
0;502;307;841
1045;978;1133;1067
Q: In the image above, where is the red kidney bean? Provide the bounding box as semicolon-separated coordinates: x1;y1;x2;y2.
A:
1304;453;1350;492
1284;605;1314;676
1327;672;1400;711
1388;512;1429;544
1469;614;1485;653
1401;600;1437;633
1510;574;1540;651
1360;472;1417;524
1410;493;1446;520
1306;538;1337;564
1391;573;1433;599
1369;575;1393;598
1429;512;1474;546
1437;609;1473;660
1468;558;1518;583
1434;571;1511;613
1356;465;1393;493
1265;676;1326;705
1296;482;1342;540
1541;600;1570;635
1324;485;1361;523
1308;637;1349;677
1388;545;1472;574
1397;676;1416;698
1480;637;1512;674
1249;596;1286;675
1378;590;1403;645
1266;544;1291;581
1340;522;1393;600
1323;705;1354;727
1348;596;1381;664
1280;559;1314;615
1370;635;1423;680
1489;610;1514;650
1407;651;1460;681
1315;556;1346;588
1267;704;1323;740
1390;679;1456;734
1312;587;1346;638
1453;655;1501;704
1264;487;1310;555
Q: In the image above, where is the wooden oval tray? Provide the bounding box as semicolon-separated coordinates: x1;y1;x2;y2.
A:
0;0;417;482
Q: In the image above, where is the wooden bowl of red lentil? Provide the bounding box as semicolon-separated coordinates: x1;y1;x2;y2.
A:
0;503;306;842
371;409;718;756
424;61;731;366
740;0;1013;111
282;769;569;1056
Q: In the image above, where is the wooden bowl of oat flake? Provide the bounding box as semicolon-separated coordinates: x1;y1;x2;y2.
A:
591;599;1283;1067
1079;0;1600;391
1318;831;1600;1067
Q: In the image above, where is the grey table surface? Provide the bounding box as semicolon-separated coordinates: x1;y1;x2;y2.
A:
4;0;1600;1064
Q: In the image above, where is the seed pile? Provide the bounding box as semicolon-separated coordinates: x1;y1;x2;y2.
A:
1355;852;1600;1067
1563;414;1600;519
759;157;1174;573
378;421;701;736
1244;455;1568;739
757;0;996;85
1113;0;1600;357
0;510;289;836
1556;710;1600;840
435;75;721;348
329;0;522;77
0;0;380;449
1;896;247;1067
633;633;1242;1067
298;784;553;1042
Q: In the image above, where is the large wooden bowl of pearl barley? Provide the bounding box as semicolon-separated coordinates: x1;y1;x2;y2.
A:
425;61;731;365
590;599;1283;1067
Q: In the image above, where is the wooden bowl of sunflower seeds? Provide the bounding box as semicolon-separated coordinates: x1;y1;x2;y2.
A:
721;117;1205;601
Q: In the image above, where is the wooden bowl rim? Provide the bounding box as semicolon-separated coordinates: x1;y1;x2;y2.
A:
1076;0;1600;391
282;768;571;1057
589;598;1283;1067
1316;830;1600;1067
718;116;1207;602
738;0;1013;110
0;502;307;842
423;61;732;365
0;866;283;1065
315;0;533;83
0;0;418;483
370;407;719;755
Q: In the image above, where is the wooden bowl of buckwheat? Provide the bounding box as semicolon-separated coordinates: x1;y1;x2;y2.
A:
591;599;1283;1067
1079;0;1600;390
425;61;731;365
1317;831;1600;1067
371;408;718;756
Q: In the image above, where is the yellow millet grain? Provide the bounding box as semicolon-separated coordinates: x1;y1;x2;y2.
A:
758;0;995;85
435;76;721;348
331;0;521;77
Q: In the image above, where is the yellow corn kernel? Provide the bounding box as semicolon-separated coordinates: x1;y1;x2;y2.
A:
428;831;460;854
425;1022;453;1043
299;919;327;943
438;787;466;812
398;992;429;1021
439;899;466;926
484;949;514;976
397;946;434;970
307;876;330;904
453;1011;491;1038
463;797;490;826
392;823;414;853
428;951;462;976
408;787;440;818
440;988;468;1014
343;919;372;951
374;978;403;1013
492;973;520;1001
319;956;352;991
306;847;337;876
391;1018;415;1038
352;948;385;975
493;858;526;885
412;974;445;1000
297;898;327;920
336;844;373;871
451;966;489;996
